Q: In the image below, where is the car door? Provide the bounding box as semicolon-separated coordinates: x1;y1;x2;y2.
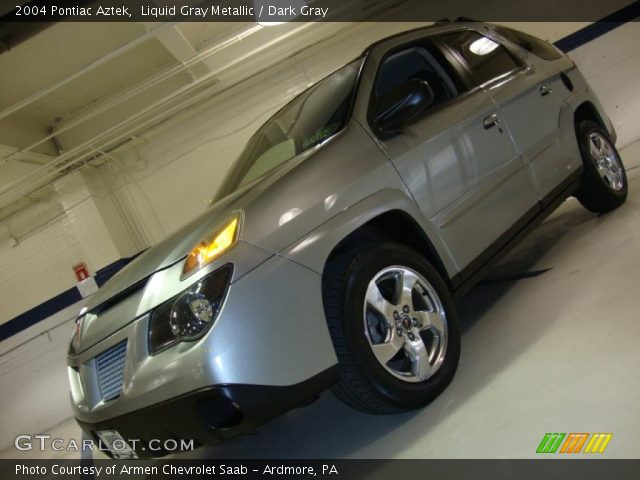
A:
355;32;540;276
482;26;580;201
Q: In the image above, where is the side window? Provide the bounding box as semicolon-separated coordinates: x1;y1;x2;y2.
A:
438;31;521;85
372;45;465;118
492;27;562;61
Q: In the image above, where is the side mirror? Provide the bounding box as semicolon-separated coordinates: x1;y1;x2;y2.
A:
374;79;434;138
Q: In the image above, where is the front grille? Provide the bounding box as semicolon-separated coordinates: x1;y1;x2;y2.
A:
95;340;127;401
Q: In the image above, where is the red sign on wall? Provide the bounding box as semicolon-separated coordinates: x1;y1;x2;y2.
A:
73;263;90;282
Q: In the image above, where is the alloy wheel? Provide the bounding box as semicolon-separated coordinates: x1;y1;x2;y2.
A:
588;132;625;191
363;266;448;383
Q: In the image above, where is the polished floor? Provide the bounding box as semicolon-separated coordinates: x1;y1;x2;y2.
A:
1;143;639;460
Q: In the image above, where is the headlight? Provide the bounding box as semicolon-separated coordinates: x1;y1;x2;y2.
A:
148;265;233;355
182;215;240;279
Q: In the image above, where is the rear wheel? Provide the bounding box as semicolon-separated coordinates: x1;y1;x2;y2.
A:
323;243;460;414
575;120;627;213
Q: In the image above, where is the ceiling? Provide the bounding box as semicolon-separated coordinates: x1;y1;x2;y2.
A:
0;0;432;219
0;0;440;220
0;19;367;218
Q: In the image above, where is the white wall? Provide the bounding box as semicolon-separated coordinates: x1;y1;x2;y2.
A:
567;22;640;148
0;170;131;322
1;21;639;326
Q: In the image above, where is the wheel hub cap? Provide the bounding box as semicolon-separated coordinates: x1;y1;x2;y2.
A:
363;266;448;383
588;132;624;191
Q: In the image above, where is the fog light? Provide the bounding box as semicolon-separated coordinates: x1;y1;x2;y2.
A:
170;291;214;338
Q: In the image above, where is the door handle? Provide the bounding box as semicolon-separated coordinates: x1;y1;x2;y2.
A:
483;113;500;130
539;84;552;96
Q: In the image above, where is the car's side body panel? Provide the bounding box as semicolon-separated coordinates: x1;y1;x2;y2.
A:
483;30;582;200
350;27;541;272
281;24;616;287
281;25;614;297
379;86;540;271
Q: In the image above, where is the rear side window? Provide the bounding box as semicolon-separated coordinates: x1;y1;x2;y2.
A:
492;26;562;61
438;30;520;85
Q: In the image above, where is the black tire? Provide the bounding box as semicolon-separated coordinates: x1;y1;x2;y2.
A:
322;243;460;414
575;120;627;213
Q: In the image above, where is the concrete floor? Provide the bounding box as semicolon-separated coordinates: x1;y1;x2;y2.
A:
1;143;639;460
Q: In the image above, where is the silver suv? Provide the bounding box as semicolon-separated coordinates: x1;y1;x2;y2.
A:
67;23;627;458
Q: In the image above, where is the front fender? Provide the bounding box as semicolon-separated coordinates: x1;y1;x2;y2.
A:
280;188;457;278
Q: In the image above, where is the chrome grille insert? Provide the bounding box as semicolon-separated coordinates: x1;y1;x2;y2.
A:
95;340;127;401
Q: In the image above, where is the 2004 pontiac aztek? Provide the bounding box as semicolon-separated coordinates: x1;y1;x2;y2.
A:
67;22;627;458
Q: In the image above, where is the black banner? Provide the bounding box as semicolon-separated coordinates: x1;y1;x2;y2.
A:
2;459;640;480
1;0;640;23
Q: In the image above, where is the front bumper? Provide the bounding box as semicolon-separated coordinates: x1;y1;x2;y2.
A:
77;367;337;458
68;250;338;447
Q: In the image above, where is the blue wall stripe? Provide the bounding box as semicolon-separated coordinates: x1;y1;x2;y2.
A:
555;22;628;52
2;5;639;343
0;252;143;342
554;1;640;52
0;287;82;342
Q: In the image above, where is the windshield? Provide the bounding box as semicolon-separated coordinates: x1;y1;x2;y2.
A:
215;58;363;200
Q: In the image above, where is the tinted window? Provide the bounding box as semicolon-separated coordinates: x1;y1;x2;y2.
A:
439;31;520;85
492;26;562;61
374;46;464;112
217;59;362;198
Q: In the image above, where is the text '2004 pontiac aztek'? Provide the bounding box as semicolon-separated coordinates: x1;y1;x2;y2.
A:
67;22;627;458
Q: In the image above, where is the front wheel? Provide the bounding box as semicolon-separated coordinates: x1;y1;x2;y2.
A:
575;120;627;213
323;243;460;414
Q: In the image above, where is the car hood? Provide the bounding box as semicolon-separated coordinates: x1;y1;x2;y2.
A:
82;181;266;315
